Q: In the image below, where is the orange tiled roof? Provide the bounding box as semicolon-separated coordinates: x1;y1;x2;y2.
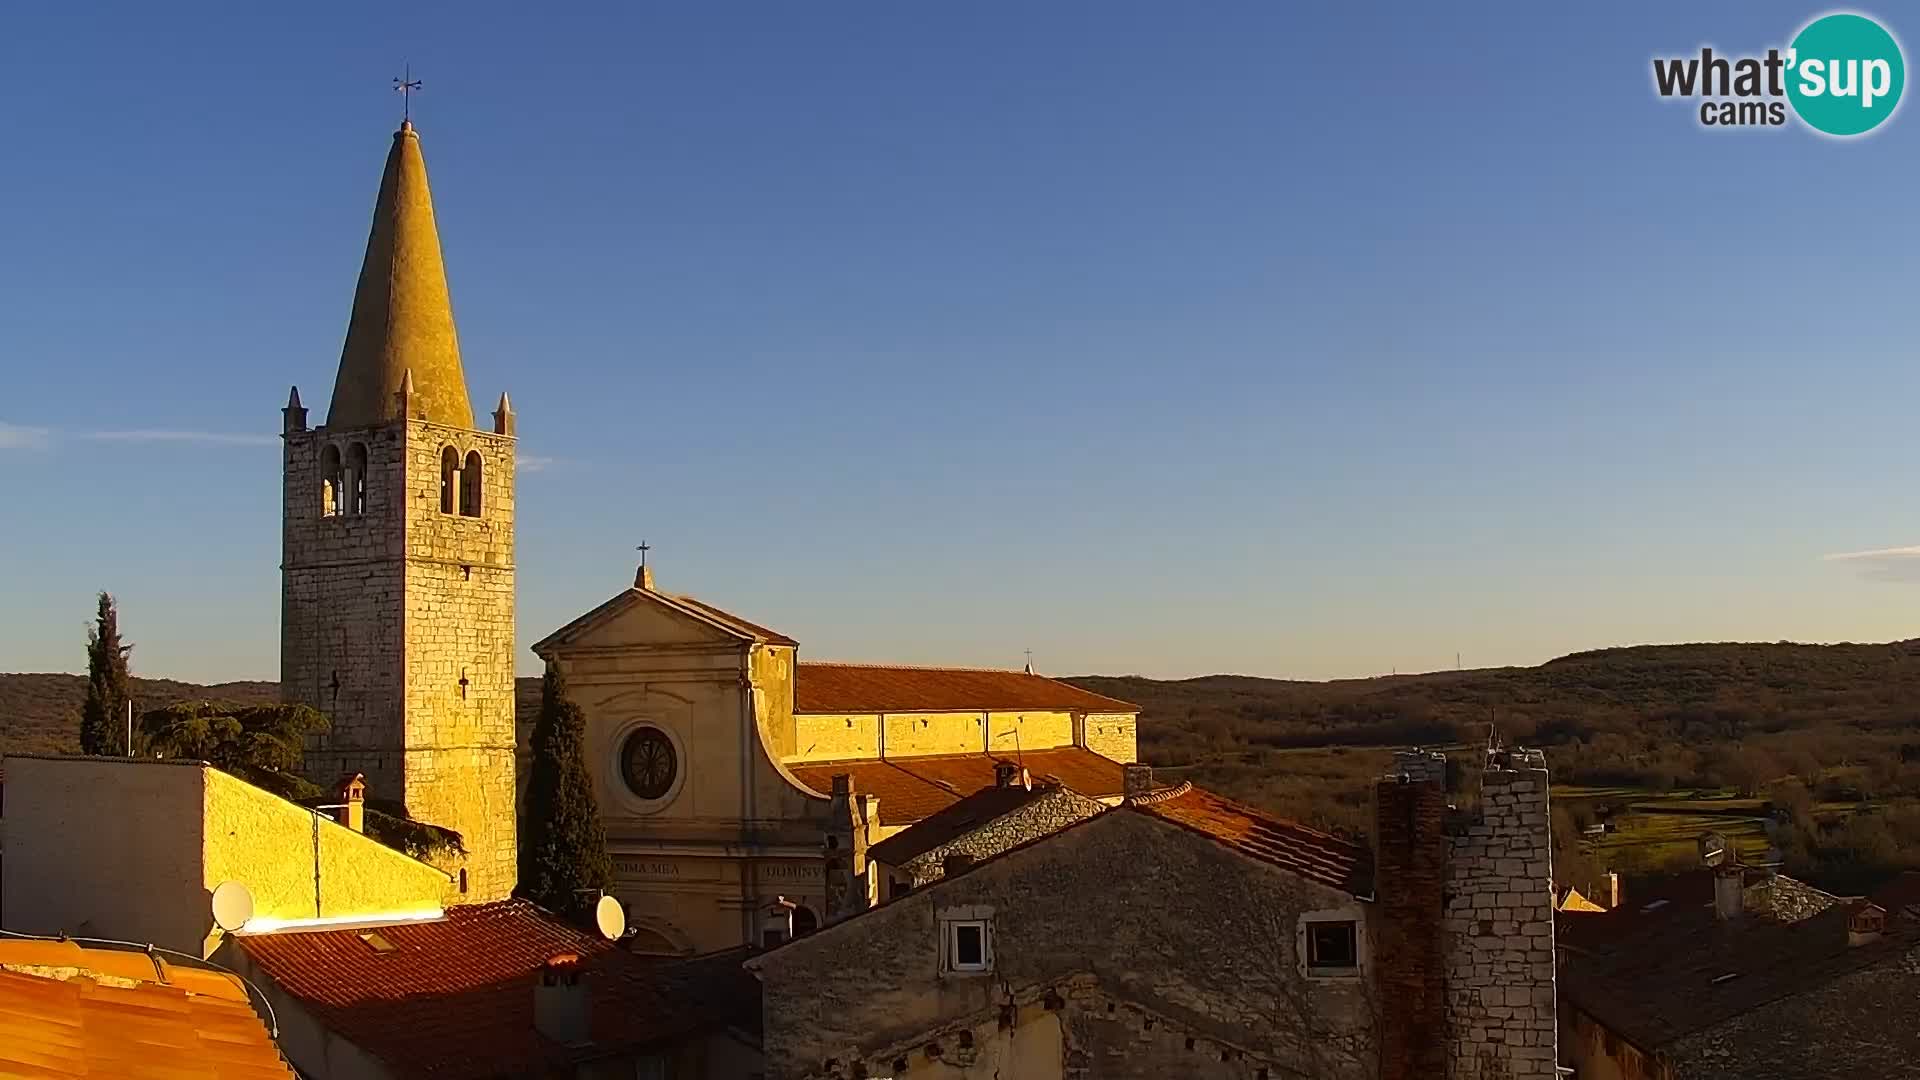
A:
671;594;800;647
794;663;1137;714
235;900;745;1078
786;746;1127;826
1128;784;1374;895
0;940;293;1079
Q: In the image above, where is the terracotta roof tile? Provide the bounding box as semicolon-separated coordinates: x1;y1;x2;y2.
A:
786;747;1127;826
0;941;293;1078
236;900;749;1079
793;663;1138;714
1128;785;1374;896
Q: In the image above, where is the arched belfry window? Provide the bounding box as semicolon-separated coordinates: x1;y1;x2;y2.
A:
440;447;459;514
319;445;343;517
346;443;369;515
460;451;483;517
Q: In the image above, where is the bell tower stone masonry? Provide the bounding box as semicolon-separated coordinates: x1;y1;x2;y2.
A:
281;120;518;903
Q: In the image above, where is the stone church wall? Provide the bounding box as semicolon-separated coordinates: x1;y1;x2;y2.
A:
1081;712;1137;764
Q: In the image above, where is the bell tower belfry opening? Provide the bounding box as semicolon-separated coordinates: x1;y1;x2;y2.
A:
281;119;518;902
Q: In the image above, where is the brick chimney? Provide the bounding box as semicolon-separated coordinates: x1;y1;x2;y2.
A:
334;773;367;833
1122;763;1154;801
1373;751;1449;1080
534;954;590;1046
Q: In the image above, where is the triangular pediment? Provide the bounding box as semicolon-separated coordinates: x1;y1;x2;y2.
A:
533;588;754;655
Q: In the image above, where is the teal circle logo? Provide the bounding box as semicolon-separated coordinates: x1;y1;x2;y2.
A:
1787;13;1905;136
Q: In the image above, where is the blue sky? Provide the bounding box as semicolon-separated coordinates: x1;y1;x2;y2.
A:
4;3;1918;683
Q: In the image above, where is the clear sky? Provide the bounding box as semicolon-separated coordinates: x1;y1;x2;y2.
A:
3;3;1918;683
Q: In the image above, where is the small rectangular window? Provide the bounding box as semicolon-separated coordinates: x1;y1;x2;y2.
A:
945;918;991;973
1306;921;1358;970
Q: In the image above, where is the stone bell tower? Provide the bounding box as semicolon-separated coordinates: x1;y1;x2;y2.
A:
280;119;518;902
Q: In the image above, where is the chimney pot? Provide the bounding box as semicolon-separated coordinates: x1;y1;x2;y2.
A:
994;761;1019;789
1122;763;1154;800
1713;865;1744;921
830;774;851;798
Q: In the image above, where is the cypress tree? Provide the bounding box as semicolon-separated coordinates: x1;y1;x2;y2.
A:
80;591;132;755
518;659;613;918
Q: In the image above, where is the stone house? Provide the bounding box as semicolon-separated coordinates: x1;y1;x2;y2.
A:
747;747;1561;1080
866;760;1108;897
1558;867;1920;1079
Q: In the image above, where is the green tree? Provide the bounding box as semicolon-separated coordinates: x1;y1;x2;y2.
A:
80;591;132;755
518;660;612;918
138;700;330;797
137;700;463;860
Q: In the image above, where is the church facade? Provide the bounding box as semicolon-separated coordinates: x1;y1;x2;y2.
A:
533;573;1142;954
280;119;520;903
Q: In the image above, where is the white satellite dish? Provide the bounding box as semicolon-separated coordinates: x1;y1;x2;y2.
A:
211;881;255;932
594;894;627;942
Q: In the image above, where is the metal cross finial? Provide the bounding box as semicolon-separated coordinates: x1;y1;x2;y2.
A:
393;64;423;123
636;541;651;570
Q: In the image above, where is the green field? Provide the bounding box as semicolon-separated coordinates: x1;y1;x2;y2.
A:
1553;786;1779;872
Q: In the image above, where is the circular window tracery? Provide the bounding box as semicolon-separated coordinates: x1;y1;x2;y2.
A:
620;726;678;801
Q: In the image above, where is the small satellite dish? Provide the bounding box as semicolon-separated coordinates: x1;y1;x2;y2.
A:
211;881;255;932
594;894;626;941
1020;768;1032;791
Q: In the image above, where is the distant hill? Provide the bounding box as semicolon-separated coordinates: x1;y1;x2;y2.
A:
0;674;281;756
9;638;1920;829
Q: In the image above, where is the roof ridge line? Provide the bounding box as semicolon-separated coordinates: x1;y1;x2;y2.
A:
1124;780;1194;806
798;660;1039;675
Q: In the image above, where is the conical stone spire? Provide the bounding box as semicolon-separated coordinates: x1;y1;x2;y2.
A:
325;121;474;430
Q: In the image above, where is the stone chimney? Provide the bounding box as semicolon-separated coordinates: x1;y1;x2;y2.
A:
825;775;877;921
1713;865;1744;921
994;760;1019;789
1442;746;1558;1078
334;773;367;833
1122;763;1154;801
533;954;590;1046
1607;871;1622;910
1373;752;1449;1080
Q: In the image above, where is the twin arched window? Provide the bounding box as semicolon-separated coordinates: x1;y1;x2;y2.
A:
320;443;369;516
439;447;484;517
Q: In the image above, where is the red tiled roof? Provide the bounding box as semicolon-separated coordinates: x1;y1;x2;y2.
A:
786;747;1127;826
1128;785;1373;895
794;663;1137;714
1557;870;1918;1050
236;900;746;1079
0;940;294;1078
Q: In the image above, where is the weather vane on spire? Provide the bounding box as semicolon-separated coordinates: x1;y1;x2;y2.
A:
393;64;422;123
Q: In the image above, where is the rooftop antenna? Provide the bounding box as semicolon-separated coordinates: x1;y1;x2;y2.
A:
393;64;422;124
